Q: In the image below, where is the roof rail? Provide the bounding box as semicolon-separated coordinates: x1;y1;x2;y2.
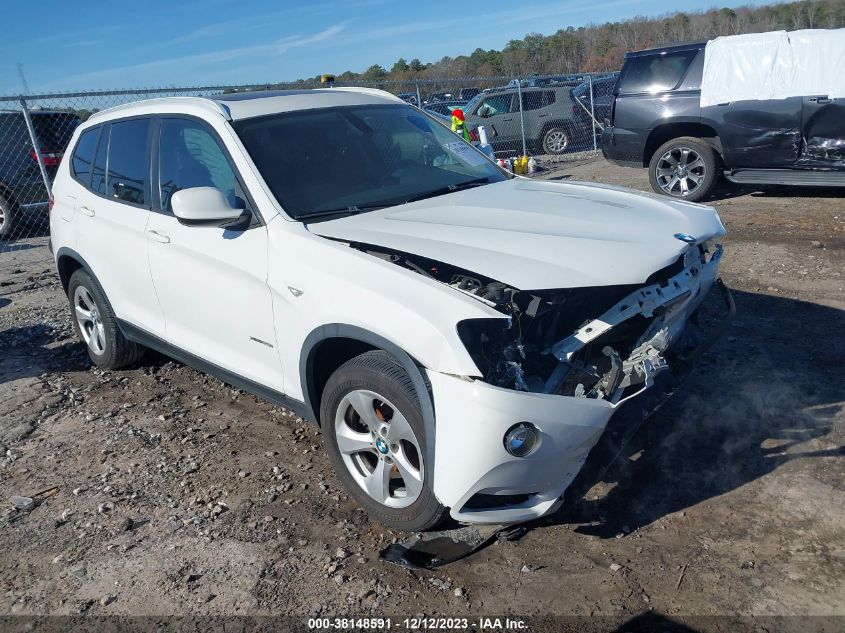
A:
325;87;405;103
87;96;232;122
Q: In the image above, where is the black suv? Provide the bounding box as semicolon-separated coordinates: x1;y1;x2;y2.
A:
0;110;80;238
603;41;845;201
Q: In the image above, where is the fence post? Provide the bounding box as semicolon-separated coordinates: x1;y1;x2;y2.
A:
589;75;597;154
516;78;527;157
20;97;52;195
415;81;422;109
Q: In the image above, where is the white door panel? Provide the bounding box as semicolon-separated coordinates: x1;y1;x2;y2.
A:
74;197;164;337
73;119;164;338
145;215;281;390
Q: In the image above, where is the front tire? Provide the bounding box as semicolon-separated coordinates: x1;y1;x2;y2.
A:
648;136;718;202
321;350;447;531
67;269;144;369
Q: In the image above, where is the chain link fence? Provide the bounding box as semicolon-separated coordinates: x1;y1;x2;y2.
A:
0;73;617;274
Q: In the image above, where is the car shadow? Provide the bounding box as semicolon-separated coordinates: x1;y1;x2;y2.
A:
538;173;844;202
539;288;844;538
611;612;702;632
0;324;90;385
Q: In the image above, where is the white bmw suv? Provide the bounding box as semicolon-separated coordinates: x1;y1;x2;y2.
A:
50;88;731;531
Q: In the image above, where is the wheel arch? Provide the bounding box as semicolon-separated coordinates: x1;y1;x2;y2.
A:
300;324;437;473
0;181;19;208
643;123;722;166
55;246;95;293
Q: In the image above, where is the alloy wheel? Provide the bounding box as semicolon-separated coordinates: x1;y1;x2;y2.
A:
543;129;569;154
656;147;706;196
73;285;106;355
334;389;424;509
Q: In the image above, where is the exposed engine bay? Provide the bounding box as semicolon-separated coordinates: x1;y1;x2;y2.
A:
347;239;725;404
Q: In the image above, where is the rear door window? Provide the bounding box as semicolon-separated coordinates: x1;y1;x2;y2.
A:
106;119;151;205
521;91;556;111
619;51;697;94
71;127;100;186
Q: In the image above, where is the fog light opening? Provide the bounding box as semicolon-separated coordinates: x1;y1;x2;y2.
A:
503;422;540;458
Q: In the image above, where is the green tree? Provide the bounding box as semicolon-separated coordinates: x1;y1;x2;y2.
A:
391;58;409;74
361;64;388;81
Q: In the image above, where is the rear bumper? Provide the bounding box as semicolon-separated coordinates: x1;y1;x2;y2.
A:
428;280;735;525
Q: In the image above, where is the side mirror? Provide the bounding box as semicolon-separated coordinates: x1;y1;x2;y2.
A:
171;187;244;223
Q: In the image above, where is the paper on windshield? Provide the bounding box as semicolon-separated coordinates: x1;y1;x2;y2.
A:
444;141;490;167
700;28;845;107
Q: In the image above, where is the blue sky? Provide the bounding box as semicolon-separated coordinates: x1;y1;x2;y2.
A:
2;0;770;95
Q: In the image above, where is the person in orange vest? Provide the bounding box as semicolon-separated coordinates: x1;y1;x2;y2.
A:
451;109;471;142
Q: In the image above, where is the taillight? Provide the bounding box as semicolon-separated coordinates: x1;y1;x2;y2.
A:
48;193;55;213
30;149;63;167
469;128;479;142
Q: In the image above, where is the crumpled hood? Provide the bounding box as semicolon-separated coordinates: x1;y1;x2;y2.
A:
309;179;726;290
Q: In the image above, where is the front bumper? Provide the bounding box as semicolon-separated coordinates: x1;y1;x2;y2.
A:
429;274;734;525
429;371;617;524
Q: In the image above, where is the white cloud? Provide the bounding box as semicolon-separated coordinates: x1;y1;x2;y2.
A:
47;23;348;90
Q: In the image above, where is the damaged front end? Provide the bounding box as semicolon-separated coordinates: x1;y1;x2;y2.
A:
347;237;732;406
452;240;731;405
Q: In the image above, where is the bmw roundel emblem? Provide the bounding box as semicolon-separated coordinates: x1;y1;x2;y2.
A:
674;233;697;244
375;438;389;454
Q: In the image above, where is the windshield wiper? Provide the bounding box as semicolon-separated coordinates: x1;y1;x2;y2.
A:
403;177;491;204
299;204;389;222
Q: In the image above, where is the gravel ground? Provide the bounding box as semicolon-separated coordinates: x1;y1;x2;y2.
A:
0;157;843;629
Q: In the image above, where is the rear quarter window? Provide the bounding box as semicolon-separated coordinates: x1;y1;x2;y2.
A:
71;127;100;186
619;51;697;94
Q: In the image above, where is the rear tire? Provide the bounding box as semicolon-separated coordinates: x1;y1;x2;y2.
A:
541;126;570;155
67;269;145;369
321;350;447;532
648;136;718;202
0;195;18;240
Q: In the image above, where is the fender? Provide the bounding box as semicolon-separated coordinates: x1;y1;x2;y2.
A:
54;246;95;291
300;324;437;475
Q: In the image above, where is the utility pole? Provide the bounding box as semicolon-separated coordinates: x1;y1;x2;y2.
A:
17;63;30;94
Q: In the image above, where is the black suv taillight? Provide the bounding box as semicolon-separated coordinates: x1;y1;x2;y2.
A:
30;149;63;167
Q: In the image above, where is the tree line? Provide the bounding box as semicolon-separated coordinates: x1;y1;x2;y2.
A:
306;0;845;82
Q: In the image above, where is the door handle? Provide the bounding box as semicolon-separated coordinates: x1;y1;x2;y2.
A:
538;113;550;118
503;117;513;121
78;205;95;217
146;229;170;244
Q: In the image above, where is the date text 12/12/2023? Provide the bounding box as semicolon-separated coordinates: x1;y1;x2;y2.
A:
307;616;529;630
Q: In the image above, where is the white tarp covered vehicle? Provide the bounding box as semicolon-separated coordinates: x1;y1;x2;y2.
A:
701;28;845;107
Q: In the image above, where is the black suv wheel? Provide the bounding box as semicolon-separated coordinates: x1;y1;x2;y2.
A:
648;137;718;202
0;194;17;240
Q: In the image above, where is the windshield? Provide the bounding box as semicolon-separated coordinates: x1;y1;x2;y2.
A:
233;104;507;221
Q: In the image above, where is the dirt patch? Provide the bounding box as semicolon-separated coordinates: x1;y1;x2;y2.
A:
1;158;843;625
